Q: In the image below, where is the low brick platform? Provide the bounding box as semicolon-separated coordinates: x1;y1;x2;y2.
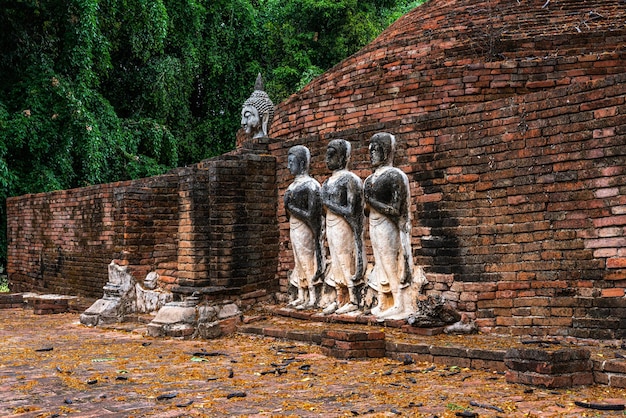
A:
320;329;386;359
23;294;77;315
272;306;444;334
505;347;594;388
0;293;25;309
238;311;626;389
238;322;508;371
387;340;507;372
593;357;626;388
1;293;96;314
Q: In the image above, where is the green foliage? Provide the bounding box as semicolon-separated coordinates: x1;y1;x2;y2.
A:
261;0;427;102
0;0;427;267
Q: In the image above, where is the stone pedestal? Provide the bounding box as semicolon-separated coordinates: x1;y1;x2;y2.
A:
146;297;199;338
81;261;173;326
146;299;243;339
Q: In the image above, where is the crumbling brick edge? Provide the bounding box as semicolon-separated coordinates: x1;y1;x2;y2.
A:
3;293;624;389
237;307;626;389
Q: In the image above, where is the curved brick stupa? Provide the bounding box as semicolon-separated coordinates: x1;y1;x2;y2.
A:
271;0;626;339
273;0;626;139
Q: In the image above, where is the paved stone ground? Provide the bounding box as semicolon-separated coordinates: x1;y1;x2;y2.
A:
1;308;626;417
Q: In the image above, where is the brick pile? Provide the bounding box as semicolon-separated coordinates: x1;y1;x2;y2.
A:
0;293;24;309
25;294;76;315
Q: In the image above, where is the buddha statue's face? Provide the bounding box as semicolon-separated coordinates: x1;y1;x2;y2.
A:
287;153;302;176
369;139;387;167
369;133;394;168
288;151;306;176
326;144;344;171
241;105;261;137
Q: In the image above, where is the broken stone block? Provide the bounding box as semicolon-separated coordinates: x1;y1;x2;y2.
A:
81;262;172;326
146;299;198;338
136;282;172;314
198;305;219;323
218;303;241;319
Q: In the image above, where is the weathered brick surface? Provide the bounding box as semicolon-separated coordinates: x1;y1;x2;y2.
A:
323;329;385;342
6;0;626;339
504;347;594;387
506;370;595;388
270;0;626;339
271;1;626;140
7;147;278;300
320;328;387;358
0;293;25;309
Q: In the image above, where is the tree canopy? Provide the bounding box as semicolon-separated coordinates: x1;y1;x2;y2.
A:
0;0;426;265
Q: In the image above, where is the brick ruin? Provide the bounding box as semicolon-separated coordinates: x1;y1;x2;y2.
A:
6;0;626;340
7;144;279;309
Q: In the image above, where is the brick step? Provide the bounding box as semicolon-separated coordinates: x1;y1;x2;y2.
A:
24;294;77;315
0;293;26;309
238;314;626;389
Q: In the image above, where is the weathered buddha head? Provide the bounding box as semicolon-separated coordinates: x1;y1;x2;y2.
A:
241;73;275;139
326;139;351;171
369;132;395;168
288;145;310;176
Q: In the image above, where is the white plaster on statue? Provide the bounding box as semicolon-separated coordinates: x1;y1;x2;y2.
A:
325;211;356;287
364;133;427;321
288;215;318;293
321;139;366;315
284;145;325;309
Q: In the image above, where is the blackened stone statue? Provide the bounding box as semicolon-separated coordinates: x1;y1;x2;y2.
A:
364;132;426;320
321;139;366;315
285;145;325;309
241;73;275;139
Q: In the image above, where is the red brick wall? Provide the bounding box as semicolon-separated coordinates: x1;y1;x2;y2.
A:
272;0;626;141
8;180;135;296
7;0;626;339
269;0;626;339
7;148;278;299
272;73;626;339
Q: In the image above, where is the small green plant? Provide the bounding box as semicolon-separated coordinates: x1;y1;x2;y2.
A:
446;402;465;411
0;265;8;292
